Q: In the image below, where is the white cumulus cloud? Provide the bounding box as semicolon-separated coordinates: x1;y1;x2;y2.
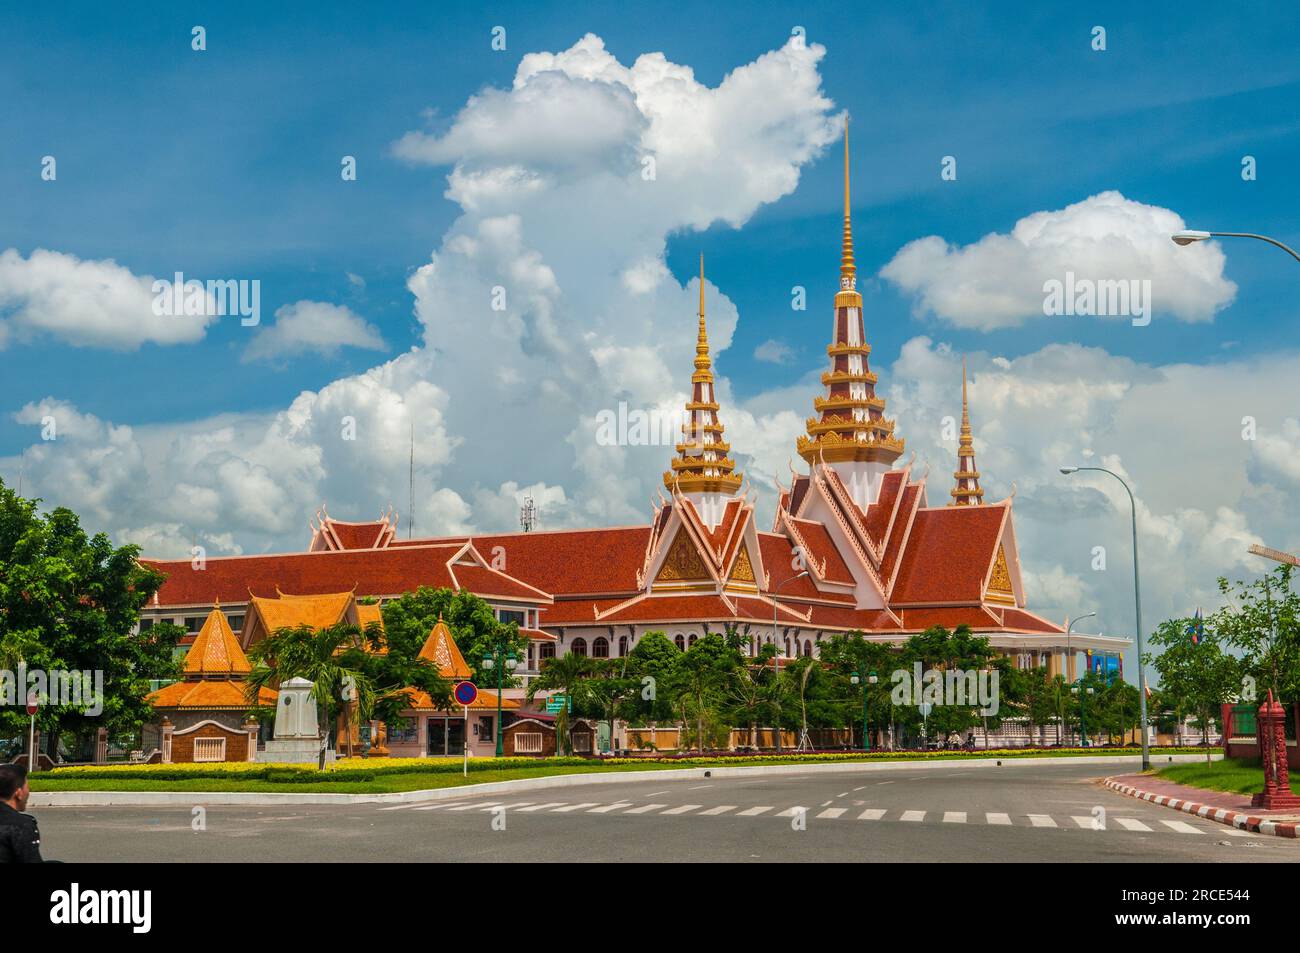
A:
243;300;387;363
880;191;1237;330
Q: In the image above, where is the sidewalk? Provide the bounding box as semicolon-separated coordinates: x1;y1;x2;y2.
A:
1104;773;1300;838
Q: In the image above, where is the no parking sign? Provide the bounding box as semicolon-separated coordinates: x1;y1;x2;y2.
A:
454;681;479;707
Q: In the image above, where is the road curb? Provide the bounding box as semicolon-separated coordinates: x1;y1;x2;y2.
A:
30;753;1211;808
1102;777;1299;838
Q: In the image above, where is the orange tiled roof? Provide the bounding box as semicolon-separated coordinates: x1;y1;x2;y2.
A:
416;617;474;679
250;591;354;633
183;606;252;676
142;543;550;608
891;503;1008;604
147;679;277;709
402;687;519;711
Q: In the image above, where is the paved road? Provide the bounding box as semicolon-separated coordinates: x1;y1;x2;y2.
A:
37;762;1299;862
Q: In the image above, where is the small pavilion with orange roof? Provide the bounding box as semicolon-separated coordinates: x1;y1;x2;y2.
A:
145;604;277;762
388;616;520;758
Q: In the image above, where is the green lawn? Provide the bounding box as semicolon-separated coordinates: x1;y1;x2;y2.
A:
1154;757;1265;796
28;747;1210;795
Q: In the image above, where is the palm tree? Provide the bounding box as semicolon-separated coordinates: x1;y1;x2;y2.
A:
526;652;594;755
246;622;375;769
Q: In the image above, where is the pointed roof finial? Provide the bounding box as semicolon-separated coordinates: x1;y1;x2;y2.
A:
840;116;855;293
664;253;742;496
951;356;985;506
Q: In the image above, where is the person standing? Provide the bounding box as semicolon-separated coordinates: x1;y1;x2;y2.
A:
0;764;44;863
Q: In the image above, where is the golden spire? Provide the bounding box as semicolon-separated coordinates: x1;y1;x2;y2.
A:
694;253;710;375
840;117;856;294
665;254;741;495
951;357;984;505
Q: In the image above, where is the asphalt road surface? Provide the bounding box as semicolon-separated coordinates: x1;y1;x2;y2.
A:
36;761;1299;863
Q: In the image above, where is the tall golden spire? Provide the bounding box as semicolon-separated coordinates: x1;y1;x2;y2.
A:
839;117;857;301
665;254;742;495
797;118;903;469
950;357;984;505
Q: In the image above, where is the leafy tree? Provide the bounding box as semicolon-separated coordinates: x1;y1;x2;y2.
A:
583;657;639;753
1213;564;1298;702
379;586;527;686
0;479;180;757
245;622;374;768
669;633;740;751
1145;617;1240;762
526;652;594;755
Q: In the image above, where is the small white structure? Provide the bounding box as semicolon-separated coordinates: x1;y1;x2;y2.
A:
258;677;335;764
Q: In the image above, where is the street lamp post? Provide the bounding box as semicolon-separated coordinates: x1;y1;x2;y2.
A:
1171;230;1300;262
481;639;518;758
849;670;879;751
1060;465;1150;769
771;570;811;754
1072;684;1096;747
1066;612;1097;745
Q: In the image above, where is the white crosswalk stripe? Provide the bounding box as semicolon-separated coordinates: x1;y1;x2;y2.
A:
623;803;667;814
661;804;703;815
378;799;1235;836
407;802;471;812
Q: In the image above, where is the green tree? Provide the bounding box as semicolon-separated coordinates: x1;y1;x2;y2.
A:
1213;564;1299;702
1145;617;1240;762
0;479;180;757
245;622;374;768
379;586;527;686
526;653;594;755
669;633;740;752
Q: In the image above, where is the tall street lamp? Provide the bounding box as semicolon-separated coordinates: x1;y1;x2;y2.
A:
771;570;811;754
1060;465;1150;769
1066;611;1097;685
1171;230;1300;262
481;640;518;758
849;669;878;751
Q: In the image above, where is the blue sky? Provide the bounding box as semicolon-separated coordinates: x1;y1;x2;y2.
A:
2;0;1295;446
1;1;1298;653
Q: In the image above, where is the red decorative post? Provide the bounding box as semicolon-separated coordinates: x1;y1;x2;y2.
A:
1252;691;1300;810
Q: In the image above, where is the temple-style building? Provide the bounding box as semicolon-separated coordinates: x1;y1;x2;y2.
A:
139;125;1126;732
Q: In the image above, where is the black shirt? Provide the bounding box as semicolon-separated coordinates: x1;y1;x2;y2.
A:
0;801;43;863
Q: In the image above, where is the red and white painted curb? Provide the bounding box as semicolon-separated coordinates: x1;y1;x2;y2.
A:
1103;778;1298;839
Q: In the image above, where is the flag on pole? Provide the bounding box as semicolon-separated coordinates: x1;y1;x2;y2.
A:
1185;608;1204;645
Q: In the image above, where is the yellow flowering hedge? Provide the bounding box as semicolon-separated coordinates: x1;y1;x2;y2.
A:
44;747;1206;784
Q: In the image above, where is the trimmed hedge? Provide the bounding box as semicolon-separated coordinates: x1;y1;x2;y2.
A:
43;747;1209;785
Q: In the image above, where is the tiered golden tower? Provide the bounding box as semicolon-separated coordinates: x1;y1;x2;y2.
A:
797;120;904;467
950;358;984;505
664;255;743;496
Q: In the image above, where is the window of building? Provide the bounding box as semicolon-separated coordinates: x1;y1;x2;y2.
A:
539;642;555;660
617;636;628;658
139;618;155;632
592;637;609;658
184;617;206;634
674;634;686;651
688;634;698;648
226;614;244;632
497;609;526;627
570;638;588;657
